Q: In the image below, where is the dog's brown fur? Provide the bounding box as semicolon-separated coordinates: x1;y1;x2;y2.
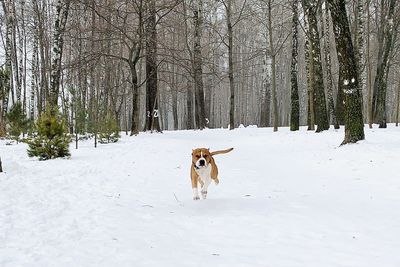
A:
190;148;233;199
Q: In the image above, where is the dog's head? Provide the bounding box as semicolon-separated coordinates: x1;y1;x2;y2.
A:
192;148;211;169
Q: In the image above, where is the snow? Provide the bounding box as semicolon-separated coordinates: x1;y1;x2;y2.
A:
1;125;400;267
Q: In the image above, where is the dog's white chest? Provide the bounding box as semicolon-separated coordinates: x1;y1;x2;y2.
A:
195;164;212;182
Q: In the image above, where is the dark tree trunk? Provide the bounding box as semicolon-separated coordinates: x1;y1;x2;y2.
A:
144;0;161;132
372;0;396;128
396;79;400;127
129;63;140;135
0;157;2;172
302;0;329;132
193;3;206;130
187;84;194;130
290;0;299;131
226;0;235;130
327;0;365;144
172;88;178;130
335;72;345;125
366;0;373;128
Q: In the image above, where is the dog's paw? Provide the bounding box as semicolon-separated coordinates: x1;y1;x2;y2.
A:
201;191;207;199
214;178;219;185
193;196;200;200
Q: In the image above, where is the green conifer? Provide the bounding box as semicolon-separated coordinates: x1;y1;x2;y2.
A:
6;102;30;142
98;115;120;144
27;109;71;160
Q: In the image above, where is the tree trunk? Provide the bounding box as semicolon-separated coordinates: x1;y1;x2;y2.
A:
396;79;400;127
327;0;365;144
305;30;315;131
49;0;71;111
171;84;178;130
130;63;140;135
226;0;235;130
0;157;3;172
1;0;13;134
144;0;161;132
268;0;278;132
302;0;329;132
354;0;365;117
290;0;299;131
322;2;338;129
372;0;396;128
260;62;271;128
366;0;373;128
193;2;206;130
187;83;194;130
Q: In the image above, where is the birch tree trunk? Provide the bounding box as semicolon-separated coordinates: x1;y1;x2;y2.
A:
354;0;365;118
266;0;278;132
49;0;71;112
1;0;13;134
322;2;338;129
31;30;38;120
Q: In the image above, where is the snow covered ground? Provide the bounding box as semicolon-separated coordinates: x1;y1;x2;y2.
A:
1;125;400;267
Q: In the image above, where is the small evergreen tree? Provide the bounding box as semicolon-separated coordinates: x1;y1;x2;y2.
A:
27;109;71;160
6;102;30;142
98;115;120;144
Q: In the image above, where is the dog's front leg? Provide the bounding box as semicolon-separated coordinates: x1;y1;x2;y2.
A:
201;178;211;199
191;175;200;200
193;187;200;200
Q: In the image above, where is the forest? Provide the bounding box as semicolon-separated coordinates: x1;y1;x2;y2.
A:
0;0;399;153
1;1;400;266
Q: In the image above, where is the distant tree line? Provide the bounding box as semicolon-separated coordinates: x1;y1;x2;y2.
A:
0;0;399;148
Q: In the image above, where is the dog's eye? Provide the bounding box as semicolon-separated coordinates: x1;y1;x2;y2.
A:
204;155;208;158
196;155;200;158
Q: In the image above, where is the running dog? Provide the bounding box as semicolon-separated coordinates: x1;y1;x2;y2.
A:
190;147;233;200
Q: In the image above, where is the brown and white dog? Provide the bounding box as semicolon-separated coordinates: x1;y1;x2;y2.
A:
190;147;233;200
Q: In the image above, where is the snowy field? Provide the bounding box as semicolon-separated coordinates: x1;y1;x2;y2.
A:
1;125;400;267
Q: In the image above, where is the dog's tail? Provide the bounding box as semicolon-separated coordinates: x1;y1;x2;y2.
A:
211;148;234;156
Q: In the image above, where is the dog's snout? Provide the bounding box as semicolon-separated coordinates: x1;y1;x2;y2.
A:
199;159;205;166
